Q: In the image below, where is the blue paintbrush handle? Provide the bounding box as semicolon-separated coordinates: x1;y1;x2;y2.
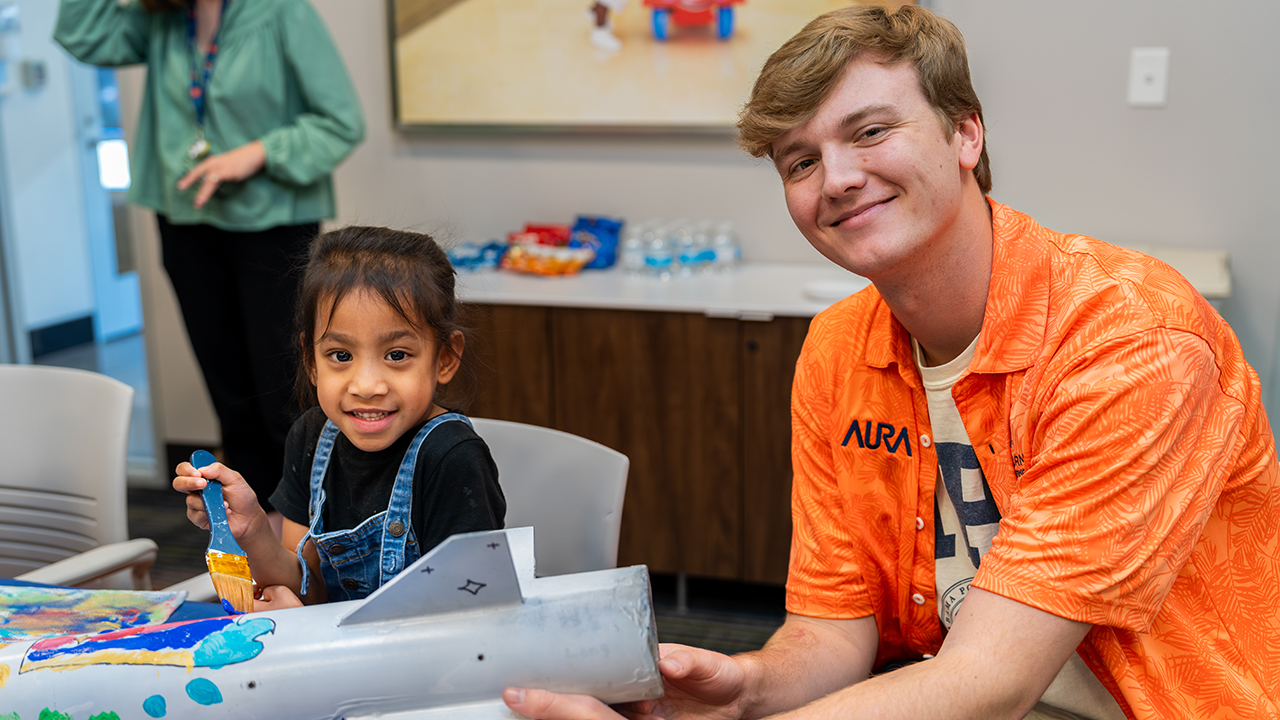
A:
192;450;247;556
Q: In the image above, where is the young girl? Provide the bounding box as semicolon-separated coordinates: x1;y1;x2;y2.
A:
174;226;505;610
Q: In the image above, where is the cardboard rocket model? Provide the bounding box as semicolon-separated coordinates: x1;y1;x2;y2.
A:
0;527;664;719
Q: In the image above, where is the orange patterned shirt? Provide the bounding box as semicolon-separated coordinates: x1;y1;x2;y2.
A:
787;201;1280;719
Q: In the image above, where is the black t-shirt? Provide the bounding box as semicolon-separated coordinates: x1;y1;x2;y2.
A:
269;407;505;556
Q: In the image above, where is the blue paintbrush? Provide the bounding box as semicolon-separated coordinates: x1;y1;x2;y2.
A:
191;450;255;614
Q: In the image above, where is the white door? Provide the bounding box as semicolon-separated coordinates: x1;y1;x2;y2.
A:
69;63;142;341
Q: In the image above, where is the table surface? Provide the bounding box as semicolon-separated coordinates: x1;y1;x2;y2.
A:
457;262;869;319
457;248;1231;319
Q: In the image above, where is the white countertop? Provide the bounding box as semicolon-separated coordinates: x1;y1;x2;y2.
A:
1125;245;1231;299
457;247;1230;319
456;262;870;319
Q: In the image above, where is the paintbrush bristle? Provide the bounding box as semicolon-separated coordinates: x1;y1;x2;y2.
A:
207;551;255;613
209;570;256;614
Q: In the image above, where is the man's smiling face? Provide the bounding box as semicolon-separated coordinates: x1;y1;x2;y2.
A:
771;56;983;283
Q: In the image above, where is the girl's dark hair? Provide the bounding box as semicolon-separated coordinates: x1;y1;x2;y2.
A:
294;225;473;411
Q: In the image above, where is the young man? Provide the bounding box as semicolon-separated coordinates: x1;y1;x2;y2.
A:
505;6;1280;720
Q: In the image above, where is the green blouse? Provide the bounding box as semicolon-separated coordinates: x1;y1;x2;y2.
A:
55;0;365;232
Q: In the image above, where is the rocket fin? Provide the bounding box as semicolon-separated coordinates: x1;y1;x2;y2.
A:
339;529;524;626
345;699;521;720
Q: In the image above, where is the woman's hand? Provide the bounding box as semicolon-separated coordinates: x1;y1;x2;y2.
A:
177;139;267;209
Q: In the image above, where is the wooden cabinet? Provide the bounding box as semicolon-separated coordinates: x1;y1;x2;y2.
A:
459;303;810;585
460;304;553;427
741;318;810;583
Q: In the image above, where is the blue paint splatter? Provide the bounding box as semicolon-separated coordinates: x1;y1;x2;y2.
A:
220;598;243;615
142;694;166;718
193;617;275;669
22;617;276;673
186;678;223;705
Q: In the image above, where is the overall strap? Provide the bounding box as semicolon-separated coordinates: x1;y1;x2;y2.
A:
378;412;472;586
296;419;341;596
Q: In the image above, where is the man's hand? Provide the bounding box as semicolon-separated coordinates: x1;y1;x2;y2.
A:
502;644;749;720
177;139;267;209
502;688;625;720
501;616;878;720
644;644;748;720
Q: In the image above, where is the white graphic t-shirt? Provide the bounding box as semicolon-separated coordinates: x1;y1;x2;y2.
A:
914;337;1125;720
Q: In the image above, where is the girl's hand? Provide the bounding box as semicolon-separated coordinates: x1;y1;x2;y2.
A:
255;584;305;612
173;459;262;538
176;139;267;209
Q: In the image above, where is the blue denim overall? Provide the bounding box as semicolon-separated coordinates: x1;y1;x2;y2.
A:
297;412;471;601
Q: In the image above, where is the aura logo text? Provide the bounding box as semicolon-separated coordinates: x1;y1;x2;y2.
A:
842;420;912;456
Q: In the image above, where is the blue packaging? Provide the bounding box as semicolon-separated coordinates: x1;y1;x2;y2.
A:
571;216;623;269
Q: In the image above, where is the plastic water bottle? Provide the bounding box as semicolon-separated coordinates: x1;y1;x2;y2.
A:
672;222;700;277
692;221;716;274
620;226;645;277
643;225;675;279
711;222;741;272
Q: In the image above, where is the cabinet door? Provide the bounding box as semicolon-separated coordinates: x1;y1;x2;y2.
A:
461;304;554;427
551;308;743;578
742;317;811;585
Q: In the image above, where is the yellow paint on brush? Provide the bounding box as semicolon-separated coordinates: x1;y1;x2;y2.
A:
206;551;251;577
207;552;255;613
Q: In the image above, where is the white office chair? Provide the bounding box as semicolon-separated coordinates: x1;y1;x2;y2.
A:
0;364;158;589
470;417;628;577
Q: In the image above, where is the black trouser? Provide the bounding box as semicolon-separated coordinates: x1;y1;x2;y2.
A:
158;216;319;510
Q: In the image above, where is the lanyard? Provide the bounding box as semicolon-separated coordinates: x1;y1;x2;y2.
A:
186;0;229;132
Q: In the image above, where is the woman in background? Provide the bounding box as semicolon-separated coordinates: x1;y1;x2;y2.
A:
56;0;365;529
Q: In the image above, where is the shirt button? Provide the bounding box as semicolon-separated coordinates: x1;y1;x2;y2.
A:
388;520;406;538
920;434;932;448
342;579;359;591
915;517;925;531
912;593;926;606
330;543;346;555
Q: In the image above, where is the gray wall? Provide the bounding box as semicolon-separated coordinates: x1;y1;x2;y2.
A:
140;0;1280;448
934;0;1280;421
313;1;822;263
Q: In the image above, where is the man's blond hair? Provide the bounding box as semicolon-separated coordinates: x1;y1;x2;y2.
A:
737;4;991;194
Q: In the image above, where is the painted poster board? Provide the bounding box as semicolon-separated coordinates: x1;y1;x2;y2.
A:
389;0;914;131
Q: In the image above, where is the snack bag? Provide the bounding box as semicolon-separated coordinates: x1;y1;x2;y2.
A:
572;216;623;269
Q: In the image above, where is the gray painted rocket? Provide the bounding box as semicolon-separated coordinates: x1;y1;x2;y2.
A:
0;528;663;719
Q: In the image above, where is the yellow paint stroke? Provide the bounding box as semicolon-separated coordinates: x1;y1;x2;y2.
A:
206;551;250;577
0;663;9;688
22;648;196;674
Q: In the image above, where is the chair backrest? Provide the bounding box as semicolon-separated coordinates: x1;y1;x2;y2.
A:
469;418;628;577
0;365;134;577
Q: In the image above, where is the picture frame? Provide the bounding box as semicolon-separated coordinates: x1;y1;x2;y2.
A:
388;0;912;132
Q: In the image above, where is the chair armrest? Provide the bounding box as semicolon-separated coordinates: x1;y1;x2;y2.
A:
16;538;159;590
162;572;219;603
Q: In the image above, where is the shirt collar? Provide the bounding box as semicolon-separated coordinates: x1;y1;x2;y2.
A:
863;199;1050;376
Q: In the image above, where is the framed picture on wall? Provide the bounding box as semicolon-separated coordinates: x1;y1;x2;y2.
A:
389;0;913;131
